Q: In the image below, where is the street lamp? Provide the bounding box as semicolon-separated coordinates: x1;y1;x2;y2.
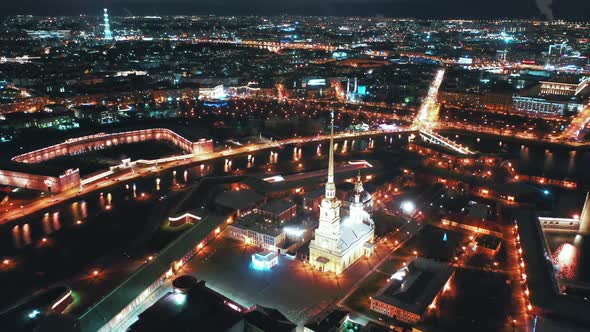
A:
401;201;416;215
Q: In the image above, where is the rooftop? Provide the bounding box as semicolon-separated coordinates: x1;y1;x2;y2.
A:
253;250;278;262
0;160;75;177
373;258;453;316
243;305;296;332
465;201;490;220
335;216;374;254
213;189;264;211
128;279;296;332
233;213;284;237
475;234;502;250
515;210;590;328
304;309;349;332
128;280;245;332
259;199;296;215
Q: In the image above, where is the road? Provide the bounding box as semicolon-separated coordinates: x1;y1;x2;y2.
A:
414;68;445;129
559;103;590;142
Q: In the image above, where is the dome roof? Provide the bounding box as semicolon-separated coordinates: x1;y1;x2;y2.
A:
345;190;372;204
345;171;372;204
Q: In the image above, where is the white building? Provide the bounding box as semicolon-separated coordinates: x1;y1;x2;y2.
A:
309;112;375;275
225;213;286;252
199;85;225;99
226;222;285;252
513;96;583;116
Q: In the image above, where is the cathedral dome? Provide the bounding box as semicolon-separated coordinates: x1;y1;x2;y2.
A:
345;171;373;206
345;190;373;205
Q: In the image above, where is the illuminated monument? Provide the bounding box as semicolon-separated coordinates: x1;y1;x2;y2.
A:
103;8;113;41
309;112;374;275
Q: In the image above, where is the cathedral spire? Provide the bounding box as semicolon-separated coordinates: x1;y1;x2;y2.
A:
325;111;336;199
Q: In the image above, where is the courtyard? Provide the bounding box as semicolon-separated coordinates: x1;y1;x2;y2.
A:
177;227;416;325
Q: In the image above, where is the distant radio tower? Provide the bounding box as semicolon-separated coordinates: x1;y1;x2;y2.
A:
103;8;113;41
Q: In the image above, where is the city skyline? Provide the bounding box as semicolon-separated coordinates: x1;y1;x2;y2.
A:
0;0;589;20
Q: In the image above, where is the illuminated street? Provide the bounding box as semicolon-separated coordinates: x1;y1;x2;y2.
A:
414;68;446;129
560;103;590;142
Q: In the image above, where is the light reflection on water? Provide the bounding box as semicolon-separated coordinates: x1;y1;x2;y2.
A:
12;225;20;248
51;212;60;232
22;223;31;245
42;213;52;235
450;134;590;184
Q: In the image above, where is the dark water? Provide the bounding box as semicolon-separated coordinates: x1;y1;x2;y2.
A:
446;133;590;186
437;133;590;216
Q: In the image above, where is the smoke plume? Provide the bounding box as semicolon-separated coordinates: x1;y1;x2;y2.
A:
535;0;554;21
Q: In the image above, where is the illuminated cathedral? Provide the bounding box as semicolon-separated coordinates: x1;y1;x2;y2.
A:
309;112;375;275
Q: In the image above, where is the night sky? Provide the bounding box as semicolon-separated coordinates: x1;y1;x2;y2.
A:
0;0;589;20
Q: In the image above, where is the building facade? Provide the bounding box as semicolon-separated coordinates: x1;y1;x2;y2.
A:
199;85;225;99
513;96;582;116
11;128;213;164
0;167;80;193
0;128;212;192
540;81;578;96
225;223;286;252
438;90;513;111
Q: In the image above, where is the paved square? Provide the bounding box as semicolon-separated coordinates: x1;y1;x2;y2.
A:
178;236;398;324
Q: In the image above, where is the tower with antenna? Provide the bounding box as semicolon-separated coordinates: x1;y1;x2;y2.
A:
103;8;113;41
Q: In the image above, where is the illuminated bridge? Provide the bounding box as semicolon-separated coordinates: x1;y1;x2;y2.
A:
418;129;477;155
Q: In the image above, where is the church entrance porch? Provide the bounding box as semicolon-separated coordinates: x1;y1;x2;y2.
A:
314;256;330;272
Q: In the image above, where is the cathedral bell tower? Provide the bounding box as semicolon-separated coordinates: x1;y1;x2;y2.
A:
315;111;342;250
